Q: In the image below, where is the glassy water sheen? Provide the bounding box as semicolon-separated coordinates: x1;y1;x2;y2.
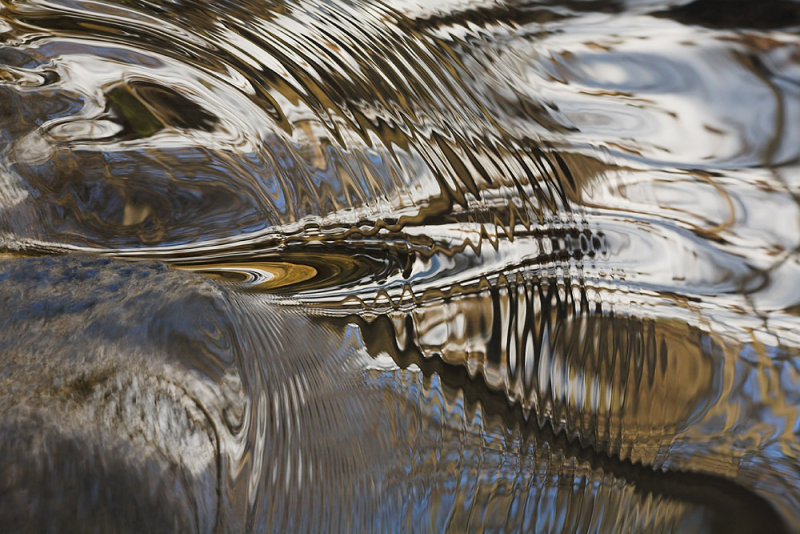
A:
0;0;799;532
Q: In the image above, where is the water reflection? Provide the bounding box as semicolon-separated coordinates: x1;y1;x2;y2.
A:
0;0;798;531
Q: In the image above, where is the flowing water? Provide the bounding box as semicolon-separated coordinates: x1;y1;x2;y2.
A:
0;0;799;531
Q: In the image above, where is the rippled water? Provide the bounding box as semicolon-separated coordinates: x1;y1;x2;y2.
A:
0;0;799;531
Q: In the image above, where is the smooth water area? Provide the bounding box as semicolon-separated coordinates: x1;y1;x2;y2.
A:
0;0;799;531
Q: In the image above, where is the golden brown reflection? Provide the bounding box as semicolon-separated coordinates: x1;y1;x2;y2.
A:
174;250;401;292
177;261;318;289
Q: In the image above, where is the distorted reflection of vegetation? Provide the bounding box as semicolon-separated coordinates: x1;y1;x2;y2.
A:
0;0;798;532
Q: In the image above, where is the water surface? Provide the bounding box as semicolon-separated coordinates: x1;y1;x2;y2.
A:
0;0;799;531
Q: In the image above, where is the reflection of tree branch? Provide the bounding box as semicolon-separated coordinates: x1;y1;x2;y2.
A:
732;43;800;337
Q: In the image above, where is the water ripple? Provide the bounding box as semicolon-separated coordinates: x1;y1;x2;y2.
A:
0;0;799;531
